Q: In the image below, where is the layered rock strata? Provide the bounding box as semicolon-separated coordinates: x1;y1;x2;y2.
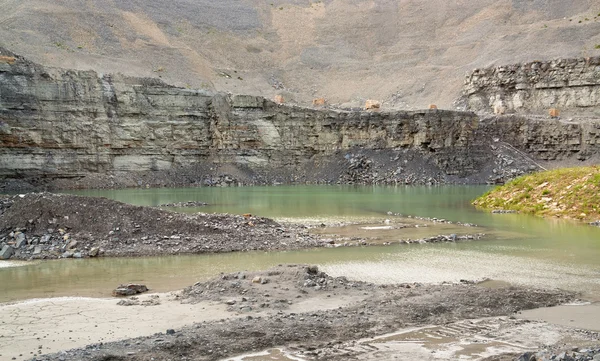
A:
463;56;600;114
1;48;599;188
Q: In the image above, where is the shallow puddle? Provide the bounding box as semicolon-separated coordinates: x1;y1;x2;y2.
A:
226;348;306;361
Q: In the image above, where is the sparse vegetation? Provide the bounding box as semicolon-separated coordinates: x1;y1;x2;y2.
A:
473;166;600;221
53;41;74;52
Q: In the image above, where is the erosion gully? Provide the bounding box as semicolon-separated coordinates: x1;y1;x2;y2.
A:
2;185;600;304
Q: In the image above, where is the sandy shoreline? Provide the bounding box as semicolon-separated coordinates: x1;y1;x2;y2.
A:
0;294;231;361
2;194;600;361
3;264;596;361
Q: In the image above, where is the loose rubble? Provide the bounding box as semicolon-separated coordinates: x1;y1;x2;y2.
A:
0;193;327;260
516;346;600;361
158;201;208;207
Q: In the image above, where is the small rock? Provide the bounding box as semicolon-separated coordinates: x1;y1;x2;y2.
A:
225;299;236;305
15;233;26;248
166;329;175;335
516;352;537;361
252;276;262;284
112;284;149;297
89;247;100;257
0;245;14;260
307;265;319;274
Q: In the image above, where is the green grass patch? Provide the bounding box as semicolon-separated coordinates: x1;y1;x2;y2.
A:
473;166;600;222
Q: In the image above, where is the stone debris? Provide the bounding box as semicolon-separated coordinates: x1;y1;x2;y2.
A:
0;192;329;260
516;346;600;361
399;233;485;245
158;201;208;207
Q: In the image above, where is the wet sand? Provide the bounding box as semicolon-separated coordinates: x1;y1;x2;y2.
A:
0;286;367;361
0;294;230;361
518;303;600;332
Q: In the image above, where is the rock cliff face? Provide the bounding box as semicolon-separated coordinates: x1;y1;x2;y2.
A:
1;48;599;189
463;57;600;114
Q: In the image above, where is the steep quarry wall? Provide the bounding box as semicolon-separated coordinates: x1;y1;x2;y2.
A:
1;48;600;189
463;57;600;114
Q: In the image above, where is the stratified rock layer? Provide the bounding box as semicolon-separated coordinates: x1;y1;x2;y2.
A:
1;48;600;188
463;57;600;114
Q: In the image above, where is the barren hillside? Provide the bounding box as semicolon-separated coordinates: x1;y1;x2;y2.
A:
0;0;599;108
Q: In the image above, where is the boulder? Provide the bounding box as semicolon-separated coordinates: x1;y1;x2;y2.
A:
493;103;506;115
112;284;149;297
0;245;14;259
15;233;26;248
66;240;78;250
365;99;381;110
0;55;16;64
312;98;326;106
89;247;100;257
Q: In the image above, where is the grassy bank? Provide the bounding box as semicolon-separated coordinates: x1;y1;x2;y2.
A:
473;166;600;222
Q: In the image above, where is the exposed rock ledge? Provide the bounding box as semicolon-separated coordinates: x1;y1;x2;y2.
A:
1;48;600;191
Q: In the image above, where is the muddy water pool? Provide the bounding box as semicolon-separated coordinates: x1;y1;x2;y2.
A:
2;185;600;303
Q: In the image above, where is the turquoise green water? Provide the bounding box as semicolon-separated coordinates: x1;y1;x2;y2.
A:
1;185;600;303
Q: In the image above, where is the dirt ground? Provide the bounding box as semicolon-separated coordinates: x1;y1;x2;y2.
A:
14;264;599;361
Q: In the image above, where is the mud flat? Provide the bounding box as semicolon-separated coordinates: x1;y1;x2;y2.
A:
4;264;595;361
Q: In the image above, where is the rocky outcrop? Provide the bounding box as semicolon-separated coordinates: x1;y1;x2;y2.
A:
462;57;600;114
1;47;600;188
